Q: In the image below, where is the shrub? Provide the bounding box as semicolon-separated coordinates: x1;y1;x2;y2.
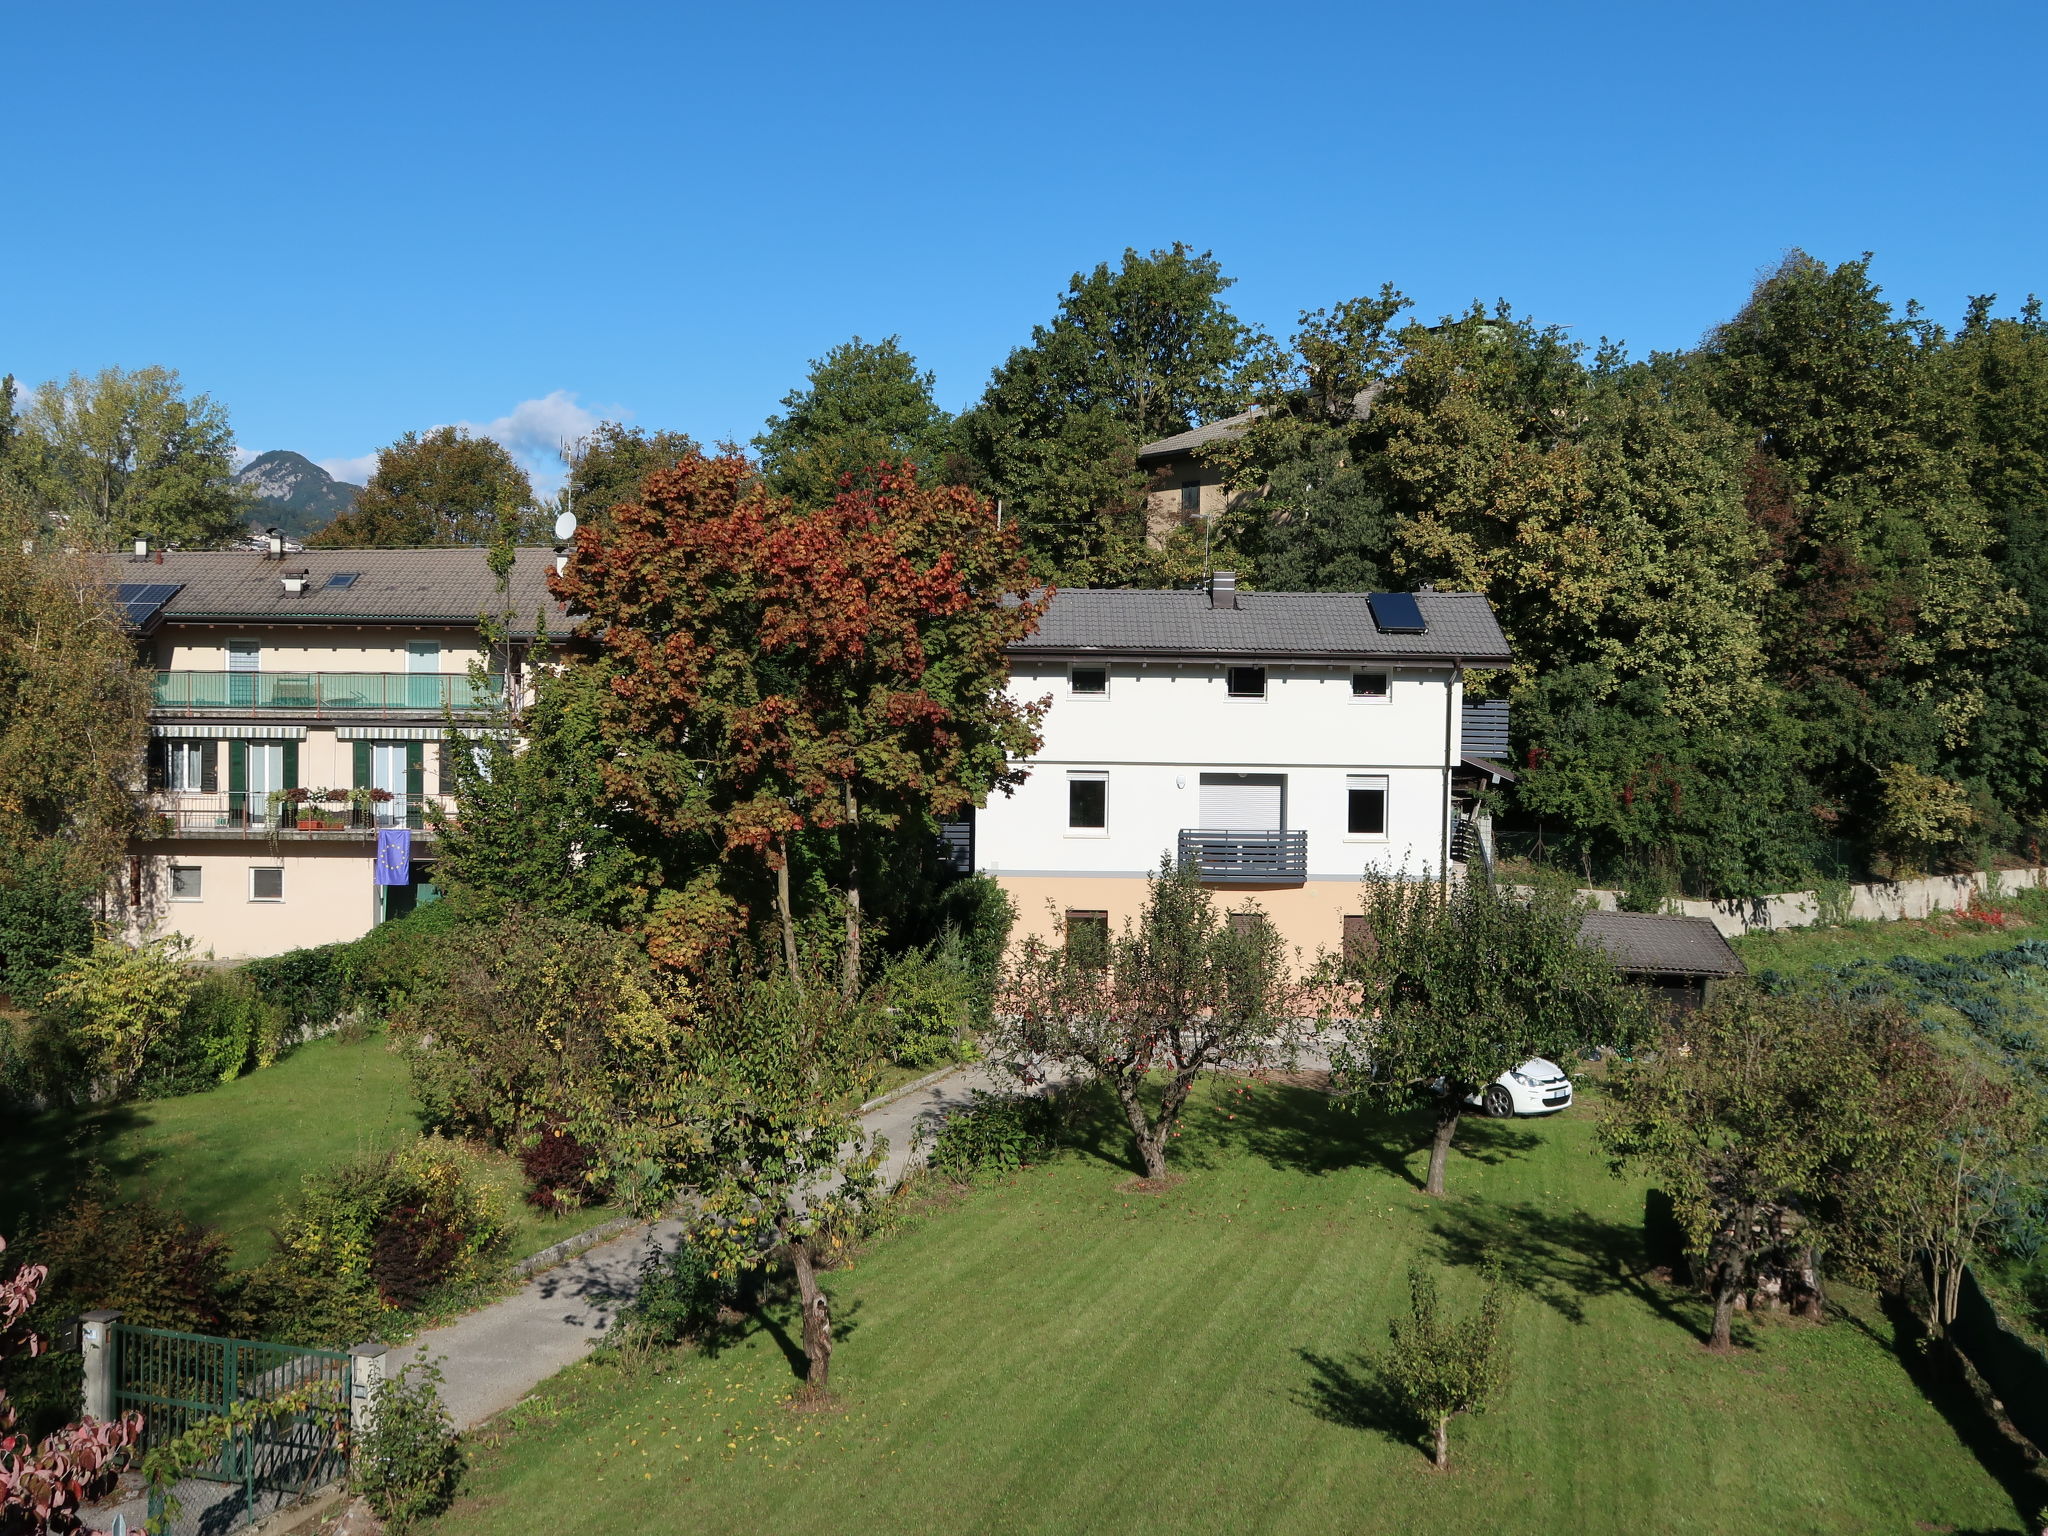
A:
43;936;200;1096
0;849;93;1010
138;970;288;1096
247;1136;514;1345
617;1239;735;1353
241;942;351;1032
932;874;1014;1028
921;1091;1059;1180
518;1125;610;1214
352;1358;463;1534
1376;1263;1514;1469
876;939;980;1068
29;1174;238;1335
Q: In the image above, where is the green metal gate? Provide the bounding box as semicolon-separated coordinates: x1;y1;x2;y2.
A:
112;1324;351;1535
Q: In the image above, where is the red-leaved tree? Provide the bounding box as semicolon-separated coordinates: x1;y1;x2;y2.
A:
552;453;1046;993
0;1236;144;1534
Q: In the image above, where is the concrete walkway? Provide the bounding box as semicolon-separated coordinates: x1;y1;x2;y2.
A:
398;1061;1012;1429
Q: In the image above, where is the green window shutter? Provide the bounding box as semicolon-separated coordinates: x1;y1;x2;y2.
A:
228;740;248;821
353;741;372;789
200;741;218;794
283;740;300;790
406;742;424;828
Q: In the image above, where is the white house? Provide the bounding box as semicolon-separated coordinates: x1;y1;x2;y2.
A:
973;574;1515;959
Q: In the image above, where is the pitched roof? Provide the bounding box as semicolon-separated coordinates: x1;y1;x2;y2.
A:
1578;910;1747;978
1136;408;1265;462
102;549;567;637
1010;588;1512;665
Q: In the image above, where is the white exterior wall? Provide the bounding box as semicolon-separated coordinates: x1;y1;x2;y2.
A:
979;660;1463;880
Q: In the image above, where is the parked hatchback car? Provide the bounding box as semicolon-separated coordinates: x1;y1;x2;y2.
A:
1468;1058;1574;1118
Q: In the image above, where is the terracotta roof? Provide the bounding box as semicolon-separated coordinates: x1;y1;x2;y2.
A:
1010;588;1512;665
102;549;567;637
1579;910;1747;978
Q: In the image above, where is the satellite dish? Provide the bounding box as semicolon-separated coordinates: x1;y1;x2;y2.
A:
553;510;577;543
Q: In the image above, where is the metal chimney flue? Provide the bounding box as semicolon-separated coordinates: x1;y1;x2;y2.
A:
1209;570;1238;610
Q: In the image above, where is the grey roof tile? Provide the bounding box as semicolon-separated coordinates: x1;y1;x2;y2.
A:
1011;588;1512;665
1136;408;1265;461
1578;910;1747;978
102;549;567;637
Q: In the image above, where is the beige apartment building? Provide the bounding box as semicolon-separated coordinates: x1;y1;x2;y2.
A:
107;545;562;959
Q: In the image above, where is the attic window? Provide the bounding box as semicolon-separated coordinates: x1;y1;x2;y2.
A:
326;572;361;590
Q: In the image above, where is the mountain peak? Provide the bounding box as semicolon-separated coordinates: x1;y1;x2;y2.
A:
234;450;361;538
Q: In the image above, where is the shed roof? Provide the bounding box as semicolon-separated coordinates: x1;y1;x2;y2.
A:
1011;588;1512;666
1578;910;1747;978
102;549;567;637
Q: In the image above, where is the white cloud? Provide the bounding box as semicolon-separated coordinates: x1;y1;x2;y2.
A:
317;452;381;488
230;446;258;471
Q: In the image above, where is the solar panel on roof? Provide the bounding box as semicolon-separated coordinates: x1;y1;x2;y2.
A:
1367;591;1426;634
114;582;183;629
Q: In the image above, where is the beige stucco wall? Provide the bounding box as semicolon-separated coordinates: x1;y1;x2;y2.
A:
118;841;388;959
996;873;1366;969
154;624;490;673
1141;453;1256;543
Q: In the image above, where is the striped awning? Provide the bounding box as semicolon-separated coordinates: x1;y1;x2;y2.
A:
150;723;306;740
335;724;493;741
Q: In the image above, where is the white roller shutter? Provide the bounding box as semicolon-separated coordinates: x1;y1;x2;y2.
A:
1198;774;1285;829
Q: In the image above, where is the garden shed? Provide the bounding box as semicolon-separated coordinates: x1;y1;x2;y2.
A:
1578;910;1746;1015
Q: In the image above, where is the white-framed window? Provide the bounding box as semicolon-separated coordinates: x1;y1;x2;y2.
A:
169;865;202;902
1350;671;1390;703
249;866;284;902
166;740;206;790
1346;774;1389;838
1226;666;1267;699
1068;664;1109;698
1067;771;1108;832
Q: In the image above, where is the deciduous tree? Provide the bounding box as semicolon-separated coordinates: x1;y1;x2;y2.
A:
993;858;1297;1182
754;336;957;506
1328;871;1641;1197
562;421;702;535
1376;1263;1513;1470
310;426;536;548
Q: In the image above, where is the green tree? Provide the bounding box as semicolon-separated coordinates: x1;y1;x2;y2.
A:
563;421;702;534
45;935;200;1097
310;426;536;547
754;336;956;505
962;244;1275;580
1328;871;1642;1197
1375;1263;1513;1470
16;365;250;547
993;858;1296;1181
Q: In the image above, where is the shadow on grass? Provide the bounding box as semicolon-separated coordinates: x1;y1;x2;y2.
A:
0;1101;154;1240
752;1298;864;1384
1293;1348;1426;1458
1425;1197;1709;1340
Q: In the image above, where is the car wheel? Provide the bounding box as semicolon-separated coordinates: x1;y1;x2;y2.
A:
1483;1084;1515;1119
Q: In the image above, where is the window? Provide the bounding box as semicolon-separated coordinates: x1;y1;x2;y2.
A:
1065;910;1109;968
169;865;202;901
1069;665;1108;697
166;740;206;790
1179;481;1200;512
1226;666;1267;698
1228;911;1269;937
1067;772;1107;830
249;866;284;901
1347;774;1389;837
1351;671;1389;701
325;572;361;589
1341;913;1374;961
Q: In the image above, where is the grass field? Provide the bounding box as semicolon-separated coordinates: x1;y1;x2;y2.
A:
438;1080;2035;1536
1730;894;2048;979
0;1030;608;1267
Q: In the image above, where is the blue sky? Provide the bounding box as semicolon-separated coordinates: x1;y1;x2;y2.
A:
6;0;2043;492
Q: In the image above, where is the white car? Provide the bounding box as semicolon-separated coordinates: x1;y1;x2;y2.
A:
1467;1058;1574;1118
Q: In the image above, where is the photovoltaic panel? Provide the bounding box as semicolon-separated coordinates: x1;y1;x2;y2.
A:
114;582;184;630
1367;591;1426;634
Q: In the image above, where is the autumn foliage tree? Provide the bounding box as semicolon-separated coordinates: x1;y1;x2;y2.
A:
552;452;1045;993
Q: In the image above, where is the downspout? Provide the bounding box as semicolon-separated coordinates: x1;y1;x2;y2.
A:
1441;664;1461;886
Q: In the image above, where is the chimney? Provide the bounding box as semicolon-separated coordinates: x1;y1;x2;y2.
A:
265;528;285;559
132;536;148;560
280;568;310;597
1209;570;1237;610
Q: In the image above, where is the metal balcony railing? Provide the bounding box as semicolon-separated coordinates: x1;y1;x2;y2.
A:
151;672;505;715
142;792;459;837
1177;829;1309;885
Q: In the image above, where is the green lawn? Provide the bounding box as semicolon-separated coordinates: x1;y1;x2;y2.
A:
1730;899;2046;979
439;1081;2034;1536
0;1031;609;1268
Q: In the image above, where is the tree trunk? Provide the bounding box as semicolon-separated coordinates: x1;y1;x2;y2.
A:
1790;1245;1825;1321
841;782;861;1004
1424;1102;1461;1197
1114;1078;1168;1180
1707;1267;1741;1352
789;1240;833;1391
775;834;802;990
1432;1414;1449;1469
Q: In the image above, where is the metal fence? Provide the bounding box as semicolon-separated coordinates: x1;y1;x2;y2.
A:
152;671;504;715
114;1325;352;1536
1177;828;1309;885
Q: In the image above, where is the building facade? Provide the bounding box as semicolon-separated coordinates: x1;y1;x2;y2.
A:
974;576;1515;961
108;545;562;959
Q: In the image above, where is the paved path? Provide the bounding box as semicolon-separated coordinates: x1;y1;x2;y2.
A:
398;1062;1012;1429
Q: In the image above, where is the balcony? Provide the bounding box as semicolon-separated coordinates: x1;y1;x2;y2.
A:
1177;829;1308;885
143;792;458;839
151;672;506;716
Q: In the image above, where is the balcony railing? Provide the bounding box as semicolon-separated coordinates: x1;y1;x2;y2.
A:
151;672;505;715
143;792;459;837
1177;829;1309;885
